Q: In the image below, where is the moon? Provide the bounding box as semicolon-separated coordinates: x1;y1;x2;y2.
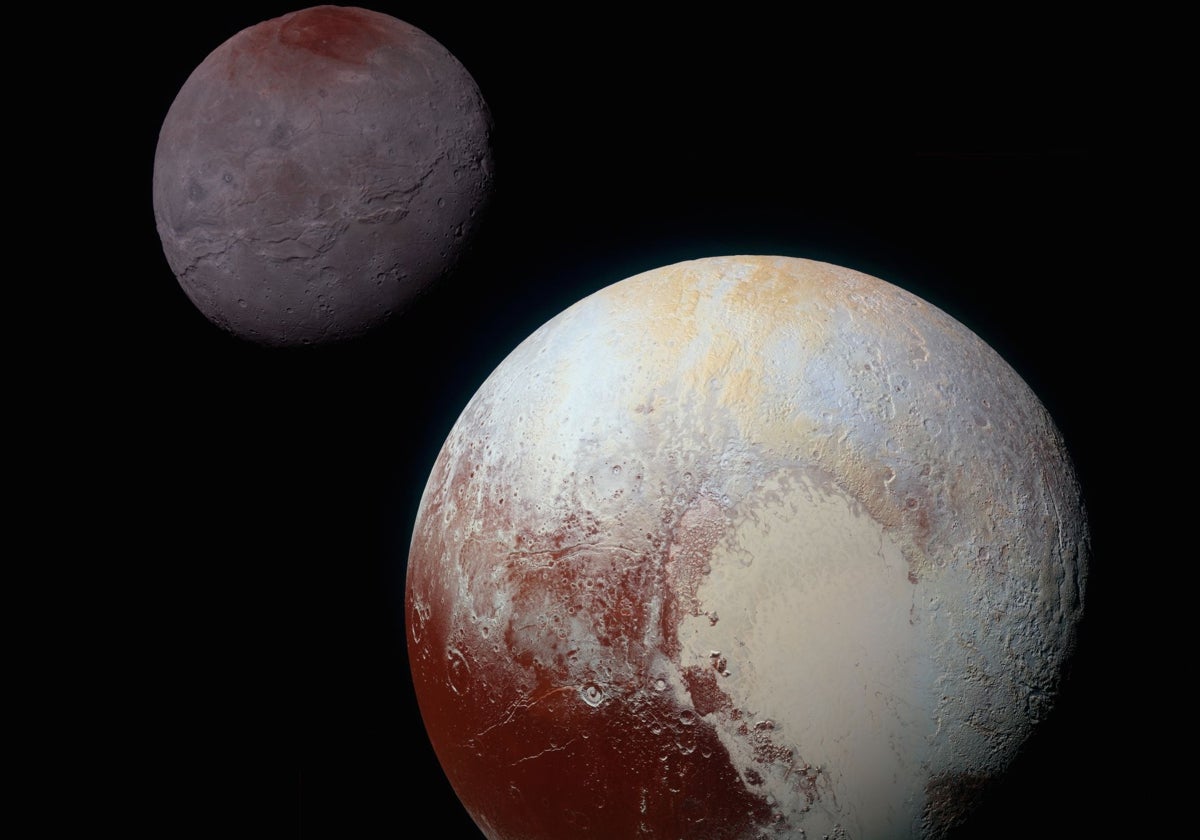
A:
405;256;1088;839
152;5;493;346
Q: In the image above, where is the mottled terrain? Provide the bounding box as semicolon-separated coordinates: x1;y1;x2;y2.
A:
407;256;1088;838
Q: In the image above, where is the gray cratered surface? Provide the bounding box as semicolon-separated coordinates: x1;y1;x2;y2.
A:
153;5;493;346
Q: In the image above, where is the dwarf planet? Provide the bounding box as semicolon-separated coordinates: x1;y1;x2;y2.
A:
406;256;1088;839
153;5;493;346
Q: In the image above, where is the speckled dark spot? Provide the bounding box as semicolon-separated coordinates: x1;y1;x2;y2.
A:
922;772;993;837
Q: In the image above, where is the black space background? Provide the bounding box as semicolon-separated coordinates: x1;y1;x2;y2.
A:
102;3;1126;837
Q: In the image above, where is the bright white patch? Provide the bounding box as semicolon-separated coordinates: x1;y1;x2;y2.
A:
678;470;934;837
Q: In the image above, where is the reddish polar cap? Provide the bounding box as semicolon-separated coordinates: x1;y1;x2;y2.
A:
153;6;493;346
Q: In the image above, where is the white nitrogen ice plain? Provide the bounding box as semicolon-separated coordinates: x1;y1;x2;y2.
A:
678;470;934;837
406;256;1089;840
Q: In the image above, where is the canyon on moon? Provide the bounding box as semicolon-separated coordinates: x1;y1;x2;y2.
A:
153;6;493;346
406;256;1088;839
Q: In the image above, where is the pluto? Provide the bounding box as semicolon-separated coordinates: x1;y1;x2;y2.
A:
153;6;493;346
406;256;1088;839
